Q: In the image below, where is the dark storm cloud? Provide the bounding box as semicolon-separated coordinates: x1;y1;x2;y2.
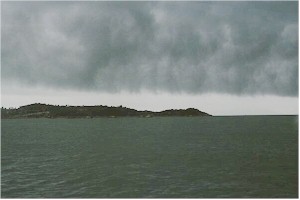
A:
2;1;298;96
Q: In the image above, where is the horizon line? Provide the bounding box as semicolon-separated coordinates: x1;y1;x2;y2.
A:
1;102;298;117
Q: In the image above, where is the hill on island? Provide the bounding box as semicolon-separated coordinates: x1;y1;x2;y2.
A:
1;103;211;119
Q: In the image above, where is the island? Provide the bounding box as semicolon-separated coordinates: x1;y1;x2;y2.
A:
1;103;212;119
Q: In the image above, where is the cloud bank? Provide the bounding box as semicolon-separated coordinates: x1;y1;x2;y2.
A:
2;1;298;96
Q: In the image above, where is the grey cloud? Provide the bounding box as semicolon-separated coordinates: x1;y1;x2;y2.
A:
2;1;298;96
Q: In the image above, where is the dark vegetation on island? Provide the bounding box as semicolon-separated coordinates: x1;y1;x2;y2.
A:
1;103;212;119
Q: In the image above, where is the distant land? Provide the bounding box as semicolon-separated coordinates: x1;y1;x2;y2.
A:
1;103;211;119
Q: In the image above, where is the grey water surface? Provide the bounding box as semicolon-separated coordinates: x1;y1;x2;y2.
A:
1;116;298;198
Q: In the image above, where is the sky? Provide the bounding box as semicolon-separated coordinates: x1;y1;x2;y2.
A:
1;1;298;115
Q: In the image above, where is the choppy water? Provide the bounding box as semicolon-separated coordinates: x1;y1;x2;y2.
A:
1;116;298;198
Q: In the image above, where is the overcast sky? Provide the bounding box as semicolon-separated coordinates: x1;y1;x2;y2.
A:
1;1;298;115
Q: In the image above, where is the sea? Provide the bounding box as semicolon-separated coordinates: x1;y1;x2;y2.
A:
1;116;298;198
